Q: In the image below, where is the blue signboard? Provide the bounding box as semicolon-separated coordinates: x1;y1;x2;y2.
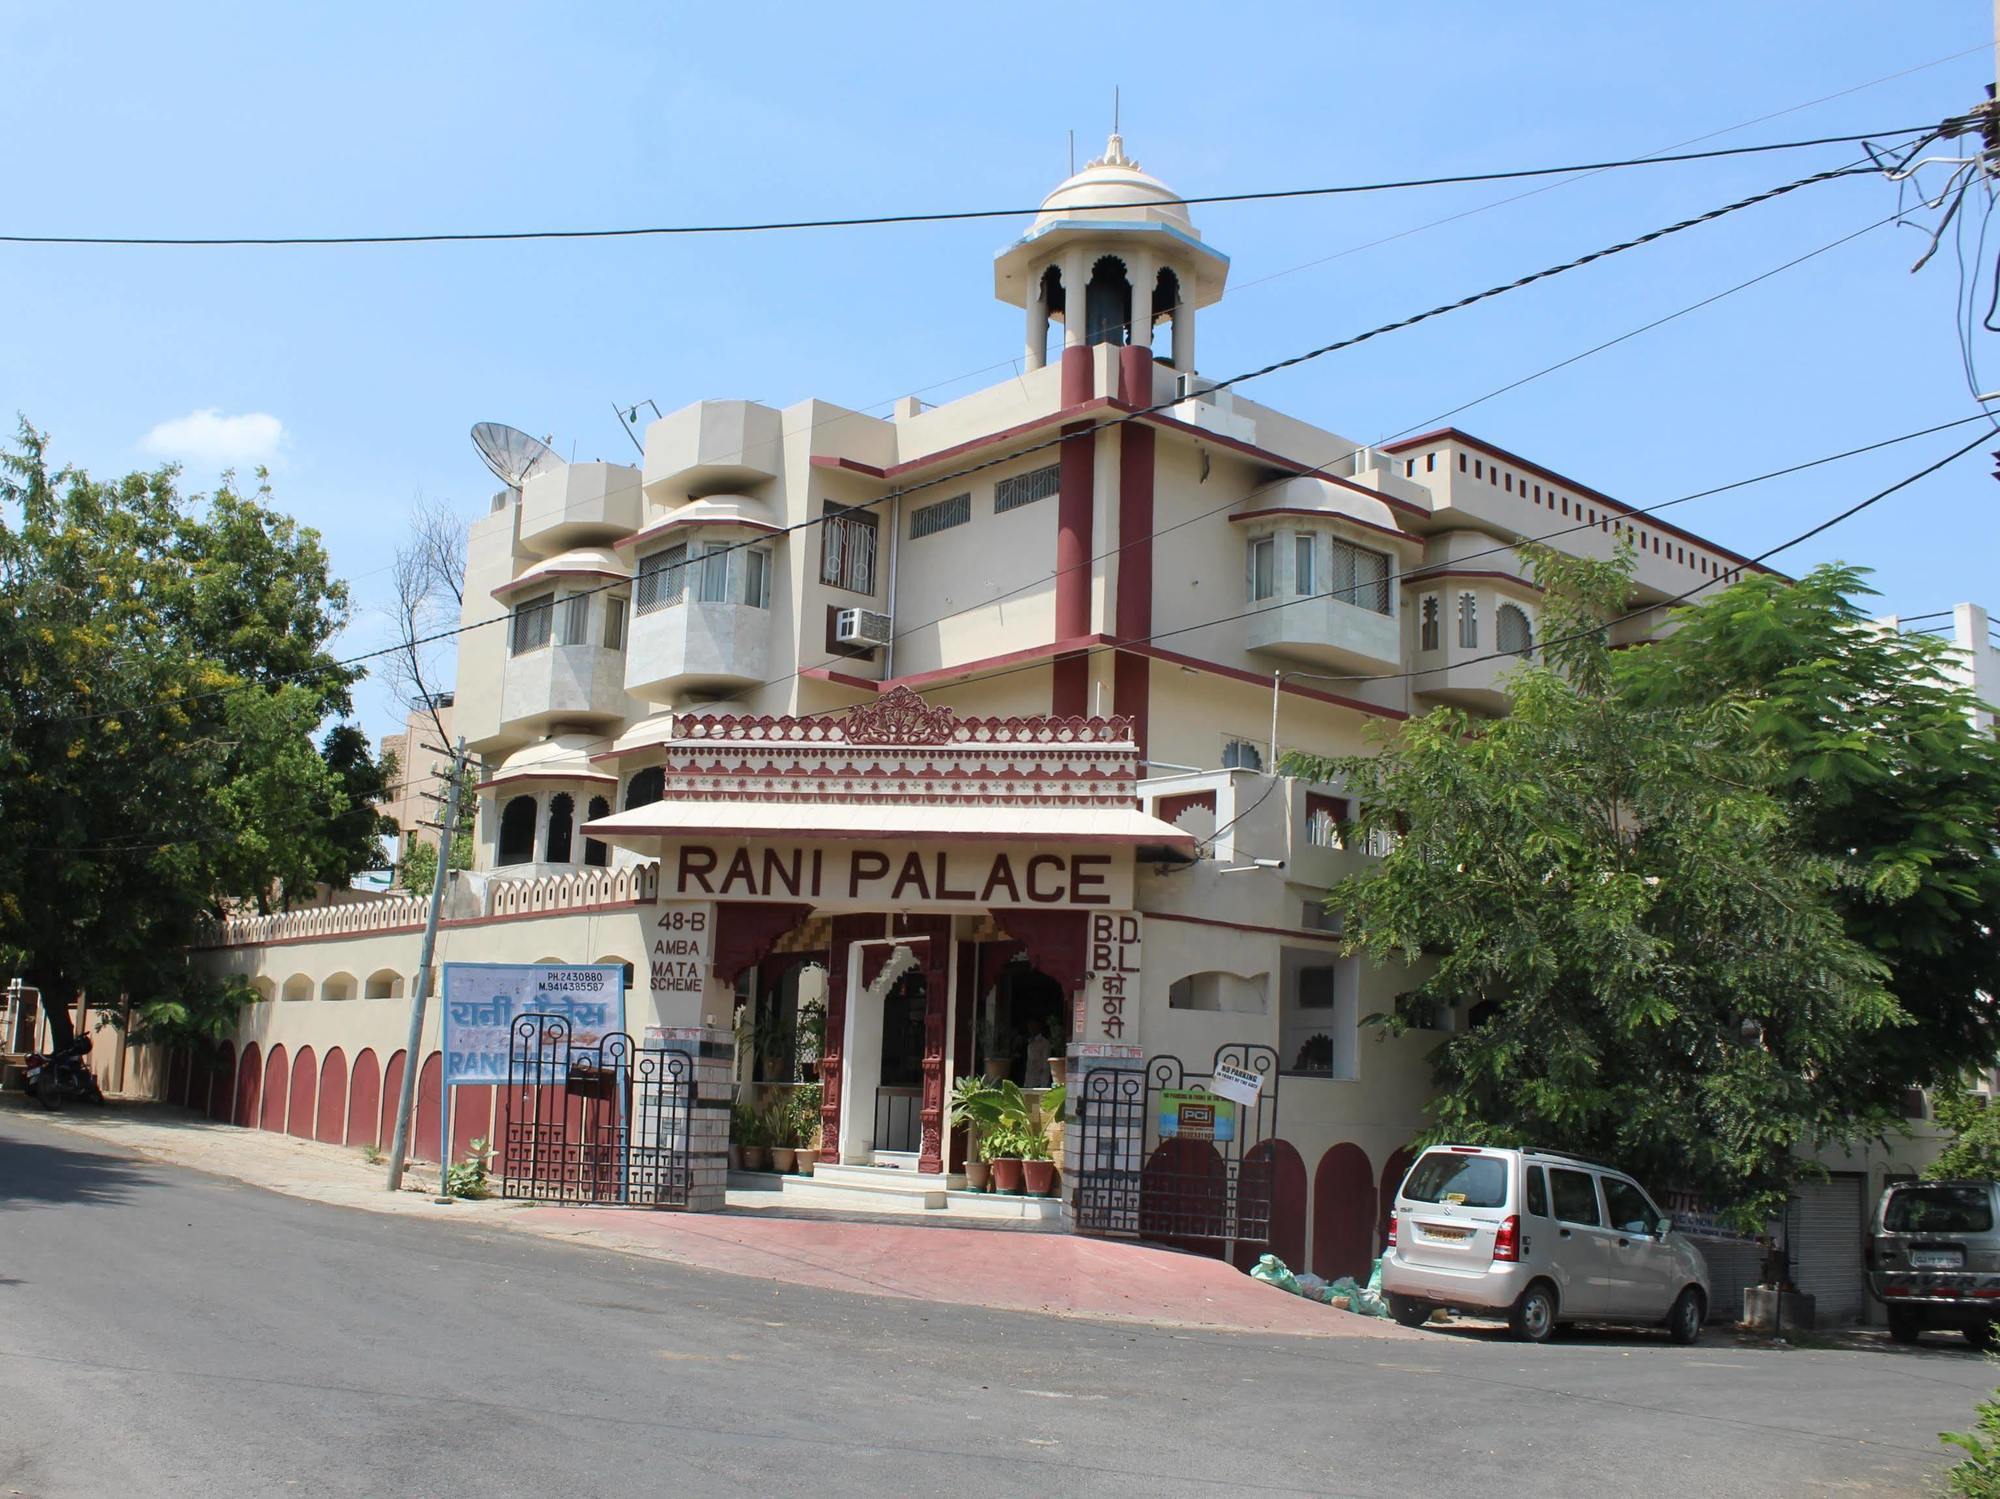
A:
440;962;624;1086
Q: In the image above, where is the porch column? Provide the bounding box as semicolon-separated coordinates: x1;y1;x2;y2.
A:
818;914;880;1164
917;937;951;1175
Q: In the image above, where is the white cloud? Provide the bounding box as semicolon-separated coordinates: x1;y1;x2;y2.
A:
141;408;286;467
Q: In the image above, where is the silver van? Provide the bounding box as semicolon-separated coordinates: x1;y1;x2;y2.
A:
1379;1145;1712;1344
1868;1180;2000;1346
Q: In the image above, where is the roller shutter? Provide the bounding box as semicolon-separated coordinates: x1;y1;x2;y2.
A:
1787;1175;1867;1327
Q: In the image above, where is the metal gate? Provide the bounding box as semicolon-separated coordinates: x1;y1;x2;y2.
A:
1072;1043;1280;1249
497;1013;693;1207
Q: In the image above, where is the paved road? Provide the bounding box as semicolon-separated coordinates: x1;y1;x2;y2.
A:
1;1110;1990;1497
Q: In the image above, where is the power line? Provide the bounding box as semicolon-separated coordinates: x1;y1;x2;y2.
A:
0;126;1954;249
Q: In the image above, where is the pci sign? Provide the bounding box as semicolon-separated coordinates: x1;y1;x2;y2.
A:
1158;1088;1236;1144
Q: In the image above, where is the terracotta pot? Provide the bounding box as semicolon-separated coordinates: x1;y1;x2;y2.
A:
1022;1159;1056;1196
768;1146;796;1173
989;1157;1025;1194
739;1145;768;1171
794;1150;816;1176
965;1159;991;1191
1049;1058;1067;1087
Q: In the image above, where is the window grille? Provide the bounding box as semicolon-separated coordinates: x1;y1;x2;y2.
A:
910;492;970;538
1420;594;1440;651
1458;592;1478;649
1304;792;1349;849
509;593;554;655
635;545;687;615
994;464;1060;513
1328;538;1391;615
820;504;878;593
1496;603;1534;659
1222;738;1264;771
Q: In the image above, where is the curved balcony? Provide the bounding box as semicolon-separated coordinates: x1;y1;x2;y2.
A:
517;463;643;558
625;600;770;700
1245;594;1402;673
642;400;781;501
500;642;630;735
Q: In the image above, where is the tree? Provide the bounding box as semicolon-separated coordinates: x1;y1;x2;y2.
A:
1924;1087;2000;1182
1284;545;1901;1221
0;422;393;1045
1619;564;2000;1115
400;823;473;897
386;493;466;752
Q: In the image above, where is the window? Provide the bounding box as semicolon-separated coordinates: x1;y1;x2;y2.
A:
1457;592;1478;649
509;593;554;655
603;597;626;650
1525;1165;1550;1218
1327;538;1391;615
1603;1177;1660;1236
1458;452;1467;472
820;503;878;593
1549;1168;1603;1226
1402;1150;1508;1208
1166;971;1268;1013
1474;460;1483;479
1426;453;1436;472
557;593;590;647
1496;603;1533;659
744;547;772;609
1296;965;1335;1008
697;542;730;604
1420;594;1440;651
1294;533;1316;596
544;792;574;864
623;766;664;810
994;463;1060;513
635;545;686;615
910;492;970;538
1221;738;1263;771
1886;1185;1994;1233
497;795;538;865
1304;792;1348;849
583;795;611;867
1248;536;1276;601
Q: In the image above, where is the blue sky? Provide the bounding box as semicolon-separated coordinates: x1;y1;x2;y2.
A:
3;4;1994;743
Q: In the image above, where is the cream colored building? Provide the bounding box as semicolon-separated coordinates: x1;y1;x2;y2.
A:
170;134;1933;1306
374;694;457;877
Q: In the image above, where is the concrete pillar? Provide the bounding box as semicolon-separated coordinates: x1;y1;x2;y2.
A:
651;1025;733;1213
1062;1046;1145;1236
1061;249;1090;347
1119;250;1155;406
1171;277;1196;375
1025;268;1048;373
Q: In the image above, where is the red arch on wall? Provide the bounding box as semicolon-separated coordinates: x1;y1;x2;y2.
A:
316;1047;348;1145
233;1042;262;1127
288;1045;317;1139
1311;1142;1378;1282
379;1050;408;1155
1140;1137;1229;1259
414;1052;443;1165
451;1083;494;1164
206;1042;235;1122
1236;1138;1308;1272
165;1048;191;1109
347;1047;381;1149
1379;1145;1418;1255
260;1044;289;1133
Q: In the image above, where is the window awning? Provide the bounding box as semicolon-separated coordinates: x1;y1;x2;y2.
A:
582;798;1196;852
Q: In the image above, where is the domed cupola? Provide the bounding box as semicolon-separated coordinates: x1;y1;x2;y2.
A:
995;132;1230;379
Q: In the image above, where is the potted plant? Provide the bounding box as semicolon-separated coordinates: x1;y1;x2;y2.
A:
1045;1013;1068;1088
988;1079;1066;1197
736;1097;768;1172
1019;1127;1056;1197
948;1074;1003;1190
982;1122;1026;1194
728;1097;757;1171
765;1097;796;1174
795;1000;826;1082
791;1083;821;1175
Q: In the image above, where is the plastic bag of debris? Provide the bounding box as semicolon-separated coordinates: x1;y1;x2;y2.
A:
1249;1254;1303;1295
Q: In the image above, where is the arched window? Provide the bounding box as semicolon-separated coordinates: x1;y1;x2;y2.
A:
1419;595;1440;652
1084;255;1132;346
583;795;611;866
624;766;664;810
1037;264;1065;364
1457;593;1478;650
544;792;575;864
1151;266;1181;356
1496;603;1534;660
498;795;537;865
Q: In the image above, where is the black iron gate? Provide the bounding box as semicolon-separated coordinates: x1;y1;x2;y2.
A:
497;1013;693;1207
1072;1043;1279;1248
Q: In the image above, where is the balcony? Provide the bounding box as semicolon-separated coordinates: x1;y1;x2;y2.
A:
1412;647;1516;714
1246;594;1402;673
625;600;770;699
642;400;781;501
517;462;644;558
500;642;629;734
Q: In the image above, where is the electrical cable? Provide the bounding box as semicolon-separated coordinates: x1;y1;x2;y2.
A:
0;126;1953;249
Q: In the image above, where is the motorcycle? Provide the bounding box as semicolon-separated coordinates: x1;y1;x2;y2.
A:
23;1035;105;1109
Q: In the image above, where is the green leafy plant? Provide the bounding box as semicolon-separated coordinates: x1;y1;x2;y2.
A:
1927;1087;2000;1183
789;1084;822;1153
360;1143;385;1166
979;1123;1029;1163
761;1095;798;1150
730;1095;765;1147
444;1137;494;1199
1942;1365;2000;1497
960;1079;1065;1159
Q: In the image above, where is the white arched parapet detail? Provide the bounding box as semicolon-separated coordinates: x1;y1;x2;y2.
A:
364;969;405;1000
250;976;277;1002
281;974;314;1002
320;972;357;1002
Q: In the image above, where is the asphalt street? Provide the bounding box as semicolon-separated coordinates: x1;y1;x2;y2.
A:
0;1108;1991;1498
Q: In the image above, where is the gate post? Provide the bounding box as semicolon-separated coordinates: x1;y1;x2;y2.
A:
1064;1043;1145;1236
649;1023;734;1212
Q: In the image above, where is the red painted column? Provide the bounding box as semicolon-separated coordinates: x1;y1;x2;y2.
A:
1053;344;1096;719
1113;418;1156;752
917;939;951;1176
817;914;880;1164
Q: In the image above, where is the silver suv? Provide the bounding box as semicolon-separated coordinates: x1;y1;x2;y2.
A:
1379;1145;1712;1344
1868;1180;2000;1347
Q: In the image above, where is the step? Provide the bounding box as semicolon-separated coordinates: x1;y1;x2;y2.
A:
724;1169;1068;1230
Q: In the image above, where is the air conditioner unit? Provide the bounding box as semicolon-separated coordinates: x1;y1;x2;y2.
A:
834;607;892;649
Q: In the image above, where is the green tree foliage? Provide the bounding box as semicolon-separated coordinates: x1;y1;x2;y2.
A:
399;827;473;897
0;423;393;1045
1284;546;1901;1220
1925;1088;2000;1183
1620;564;2000;1115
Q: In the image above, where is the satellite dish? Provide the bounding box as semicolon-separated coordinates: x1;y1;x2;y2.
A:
471;422;564;487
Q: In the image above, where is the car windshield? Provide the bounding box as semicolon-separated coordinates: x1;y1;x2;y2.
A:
1402;1151;1508;1208
1886;1185;1993;1234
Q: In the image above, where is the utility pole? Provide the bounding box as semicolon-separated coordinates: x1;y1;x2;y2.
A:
384;736;468;1193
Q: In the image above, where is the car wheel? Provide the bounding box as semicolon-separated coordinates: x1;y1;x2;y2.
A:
1965;1322;1996;1352
1509;1281;1558;1344
1388;1294;1432;1329
1887;1308;1922;1345
1667;1286;1705;1346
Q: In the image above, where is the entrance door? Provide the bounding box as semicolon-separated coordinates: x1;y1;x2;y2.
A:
874;969;925;1156
1789;1175;1867;1326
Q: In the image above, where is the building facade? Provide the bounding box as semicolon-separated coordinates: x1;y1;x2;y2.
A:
163;135;1954;1295
374;693;457;877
